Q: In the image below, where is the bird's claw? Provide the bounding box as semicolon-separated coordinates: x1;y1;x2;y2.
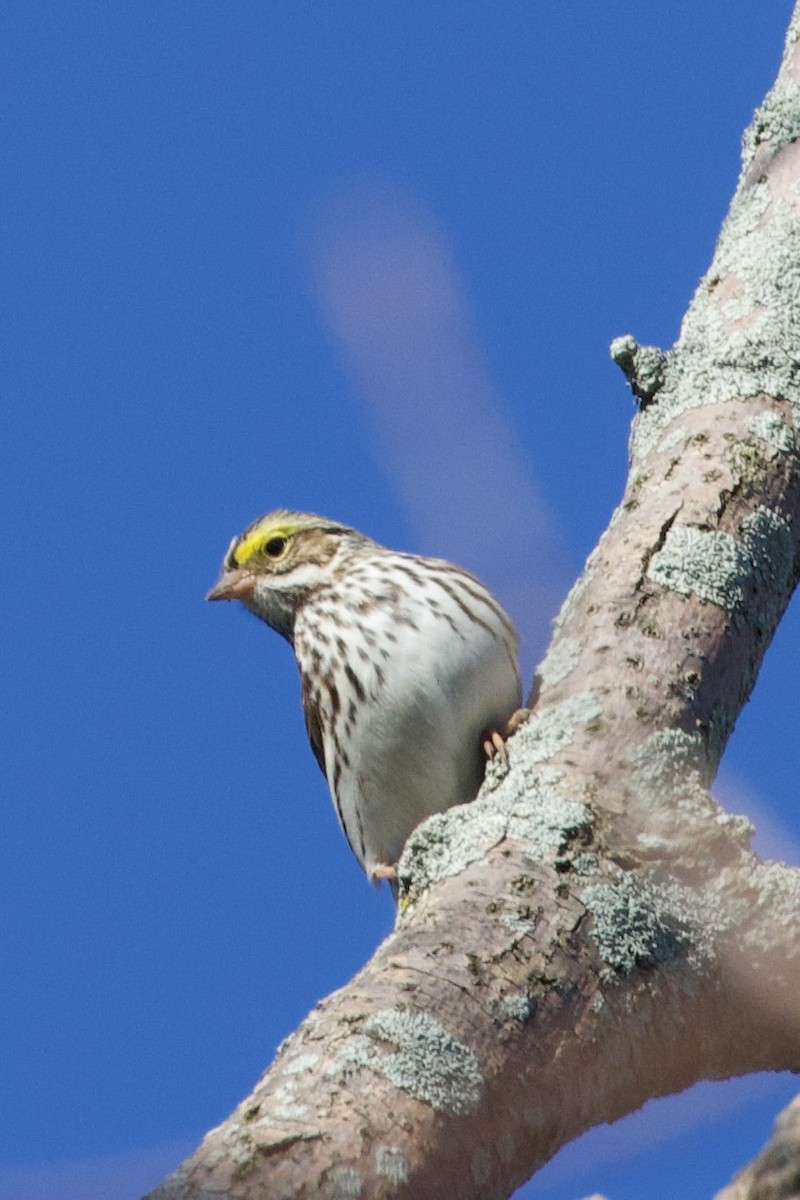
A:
482;730;508;764
482;708;531;765
371;862;398;884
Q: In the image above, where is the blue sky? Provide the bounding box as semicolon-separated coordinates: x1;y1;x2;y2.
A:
2;3;798;1197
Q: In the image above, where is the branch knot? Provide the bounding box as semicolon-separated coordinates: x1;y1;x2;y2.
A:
610;335;669;408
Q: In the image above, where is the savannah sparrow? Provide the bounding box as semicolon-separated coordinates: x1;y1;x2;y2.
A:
207;510;522;888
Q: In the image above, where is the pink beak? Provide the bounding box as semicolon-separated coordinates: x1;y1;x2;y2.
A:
206;568;257;602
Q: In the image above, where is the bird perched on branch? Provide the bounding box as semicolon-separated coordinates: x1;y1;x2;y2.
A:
207;510;522;889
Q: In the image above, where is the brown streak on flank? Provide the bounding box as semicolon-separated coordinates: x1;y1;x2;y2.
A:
428;573;499;643
355;807;366;862
391;561;426;584
430;562;518;642
344;664;366;703
428;603;460;636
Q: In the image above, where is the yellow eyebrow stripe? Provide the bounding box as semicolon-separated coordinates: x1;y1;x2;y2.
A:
233;524;293;566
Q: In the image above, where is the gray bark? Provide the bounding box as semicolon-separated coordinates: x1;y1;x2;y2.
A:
145;8;800;1198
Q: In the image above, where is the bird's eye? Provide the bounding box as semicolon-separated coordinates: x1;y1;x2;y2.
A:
264;536;288;558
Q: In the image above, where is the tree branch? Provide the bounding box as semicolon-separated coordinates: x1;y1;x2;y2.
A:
146;8;800;1198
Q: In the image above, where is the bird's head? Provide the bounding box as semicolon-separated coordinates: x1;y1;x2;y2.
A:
207;509;365;640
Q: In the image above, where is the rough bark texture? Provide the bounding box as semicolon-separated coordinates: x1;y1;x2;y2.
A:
146;10;800;1199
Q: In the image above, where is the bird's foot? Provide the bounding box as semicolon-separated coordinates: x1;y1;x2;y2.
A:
371;862;398;884
482;708;531;766
503;706;532;739
482;729;508;763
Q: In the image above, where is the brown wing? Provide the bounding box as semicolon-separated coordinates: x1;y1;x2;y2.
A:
300;674;327;777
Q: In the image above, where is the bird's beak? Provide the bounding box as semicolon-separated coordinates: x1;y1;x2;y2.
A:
206;568;257;602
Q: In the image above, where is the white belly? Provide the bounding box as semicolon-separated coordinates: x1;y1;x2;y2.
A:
295;552;521;878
